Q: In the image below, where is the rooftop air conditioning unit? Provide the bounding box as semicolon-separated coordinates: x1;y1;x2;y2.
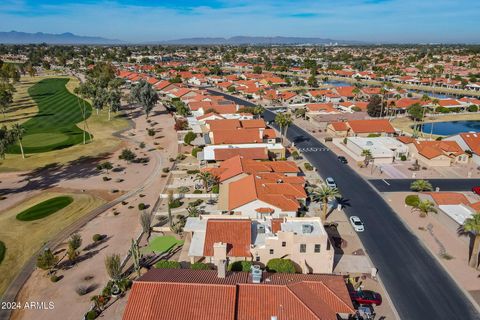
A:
251;265;262;284
257;225;265;234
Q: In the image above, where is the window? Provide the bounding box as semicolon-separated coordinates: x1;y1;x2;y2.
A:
256;256;260;262
269;249;274;254
314;244;321;253
282;241;286;247
300;244;306;253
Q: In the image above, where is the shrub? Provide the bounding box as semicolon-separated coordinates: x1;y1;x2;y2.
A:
102;176;111;181
211;184;219;194
468;105;479;112
147;128;156;136
119;149;136;162
92;234;103;242
138;203;146;210
155;260;181;269
169;199;183;209
266;258;296;274
400;155;407;161
367;133;381;138
139;142;146;149
405;195;420;207
228;261;252;272
291;151;300;160
189;199;204;207
191;147;202;158
162;167;170;173
193;189;202;194
75;285;91;296
85;310;98;320
50;275;61;282
187;169;200;175
304;163;313;171
191;262;211;270
351;106;362;112
324;137;333;142
343;137;348;144
184;131;196;145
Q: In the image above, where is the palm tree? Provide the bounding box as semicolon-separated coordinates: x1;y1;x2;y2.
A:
410;179;433;192
361;149;373;167
275;113;293;146
458;214;480;268
187;206;200;217
412;199;437;217
311;185;341;221
10;123;25;159
352;87;361;99
130;239;142;277
379;87;388;118
429;98;440;140
195;171;214;193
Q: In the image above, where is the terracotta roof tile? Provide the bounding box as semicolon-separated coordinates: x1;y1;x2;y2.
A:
203;219;252;257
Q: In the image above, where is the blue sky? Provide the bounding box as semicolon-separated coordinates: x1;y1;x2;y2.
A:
0;0;479;43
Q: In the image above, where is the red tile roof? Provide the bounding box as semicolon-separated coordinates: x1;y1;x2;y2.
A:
203;219;252;257
425;192;470;206
459;133;480;155
347;119;395;134
413;140;464;159
214;147;269;161
123;269;354;320
123;282;236;320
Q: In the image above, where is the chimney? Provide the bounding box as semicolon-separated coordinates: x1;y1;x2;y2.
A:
259;128;265;140
214;242;227;278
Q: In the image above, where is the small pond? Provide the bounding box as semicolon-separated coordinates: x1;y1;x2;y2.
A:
421;121;480;136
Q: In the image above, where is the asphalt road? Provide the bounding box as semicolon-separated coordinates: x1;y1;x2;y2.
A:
210;89;480;319
263;110;479;320
369;179;480;193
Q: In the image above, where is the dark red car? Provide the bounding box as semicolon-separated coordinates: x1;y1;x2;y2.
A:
472;186;480;195
349;290;382;306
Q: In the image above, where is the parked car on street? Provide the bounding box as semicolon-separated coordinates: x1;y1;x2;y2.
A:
472;186;480;195
349;216;364;232
325;177;337;188
338;156;348;164
349;289;382;306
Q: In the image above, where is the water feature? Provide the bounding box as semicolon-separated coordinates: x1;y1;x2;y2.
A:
421;120;480;136
323;80;352;87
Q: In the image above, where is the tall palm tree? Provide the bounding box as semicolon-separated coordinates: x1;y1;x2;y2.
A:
410;179;433;192
195;171;214;193
167;190;174;229
311;185;341;221
412;199;437;217
361;149;373;167
379;87;388;118
105;254;122;281
429;98;440;140
275;113;293;146
140;210;153;241
458;214;480;269
10;123;25;159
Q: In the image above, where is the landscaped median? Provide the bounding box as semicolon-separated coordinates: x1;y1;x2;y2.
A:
0;192;105;296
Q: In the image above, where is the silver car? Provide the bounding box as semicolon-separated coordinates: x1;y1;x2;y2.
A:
325;177;337;188
350;216;365;232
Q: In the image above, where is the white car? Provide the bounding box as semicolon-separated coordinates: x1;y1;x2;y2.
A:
350;216;365;232
325;177;337;188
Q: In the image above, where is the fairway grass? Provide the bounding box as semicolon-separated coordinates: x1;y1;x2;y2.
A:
0;192;106;295
0;76;129;172
8;78;92;154
143;236;184;254
16;196;74;221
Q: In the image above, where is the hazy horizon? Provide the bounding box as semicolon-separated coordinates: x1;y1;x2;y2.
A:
1;0;479;44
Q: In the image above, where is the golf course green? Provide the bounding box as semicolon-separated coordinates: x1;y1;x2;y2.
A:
9;78;92;154
16;196;74;221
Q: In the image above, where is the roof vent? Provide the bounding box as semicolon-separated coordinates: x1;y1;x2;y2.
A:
251;265;262;284
302;224;314;234
257;224;265;234
271;317;278;320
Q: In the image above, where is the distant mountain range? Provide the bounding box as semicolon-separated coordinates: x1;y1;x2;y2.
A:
154;36;365;45
0;31;365;45
0;31;123;44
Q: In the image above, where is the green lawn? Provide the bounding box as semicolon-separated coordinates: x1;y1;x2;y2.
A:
16;196;74;221
0;241;5;265
144;236;183;254
8;78;92;154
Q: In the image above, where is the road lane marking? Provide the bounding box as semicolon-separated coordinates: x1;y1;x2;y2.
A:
382;179;390;186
